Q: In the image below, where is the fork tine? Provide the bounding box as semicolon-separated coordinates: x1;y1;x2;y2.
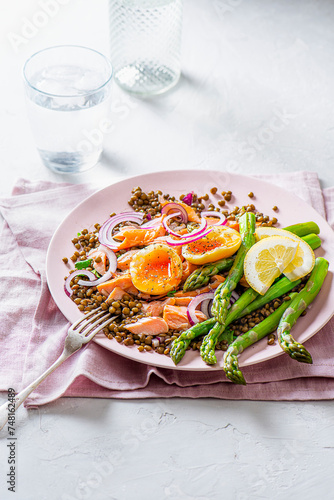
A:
71;307;103;330
84;316;117;342
81;312;115;338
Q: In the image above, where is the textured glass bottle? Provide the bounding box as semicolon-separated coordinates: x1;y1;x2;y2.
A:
109;0;183;96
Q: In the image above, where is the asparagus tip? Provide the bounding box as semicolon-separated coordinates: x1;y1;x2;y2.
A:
223;352;247;384
200;348;217;365
226;370;247;385
290;348;313;364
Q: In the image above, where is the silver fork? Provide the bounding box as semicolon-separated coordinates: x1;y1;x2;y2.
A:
0;308;114;431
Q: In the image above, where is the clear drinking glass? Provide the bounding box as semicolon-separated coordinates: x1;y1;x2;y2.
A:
23;46;113;174
109;0;183;96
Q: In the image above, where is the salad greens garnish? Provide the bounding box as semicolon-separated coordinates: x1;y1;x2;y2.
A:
75;259;93;270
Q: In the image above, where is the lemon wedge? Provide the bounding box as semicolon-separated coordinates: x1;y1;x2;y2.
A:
244;236;299;294
255;226;316;281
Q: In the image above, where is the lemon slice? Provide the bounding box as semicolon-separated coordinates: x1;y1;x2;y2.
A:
182;225;242;265
244;236;299;294
256;226;302;242
255;226;315;281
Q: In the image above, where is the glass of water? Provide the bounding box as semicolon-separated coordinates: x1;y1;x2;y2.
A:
109;0;183;96
23;46;113;174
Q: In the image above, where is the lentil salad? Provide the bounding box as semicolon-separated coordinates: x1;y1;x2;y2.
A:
61;184;323;370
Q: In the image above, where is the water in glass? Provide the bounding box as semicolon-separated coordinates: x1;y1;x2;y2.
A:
26;66;111;173
24;46;112;174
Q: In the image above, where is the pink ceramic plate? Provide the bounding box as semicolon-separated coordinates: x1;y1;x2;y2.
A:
46;170;334;371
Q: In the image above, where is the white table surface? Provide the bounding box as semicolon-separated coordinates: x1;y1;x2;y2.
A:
1;1;334;499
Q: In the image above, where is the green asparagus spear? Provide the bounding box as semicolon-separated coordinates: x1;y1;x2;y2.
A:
226;288;259;326
183;257;235;292
199;213;256;364
277;257;329;363
201;274;304;365
169;318;216;365
170;286;258;365
216;287;259;347
211;212;256;323
236;276;302;319
284;221;320;237
223;292;298;385
302;233;321;250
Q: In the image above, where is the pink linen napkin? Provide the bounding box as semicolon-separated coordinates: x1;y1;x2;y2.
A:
1;172;334;406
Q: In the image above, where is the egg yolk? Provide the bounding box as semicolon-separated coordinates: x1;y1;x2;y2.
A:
182;226;242;265
130;243;183;295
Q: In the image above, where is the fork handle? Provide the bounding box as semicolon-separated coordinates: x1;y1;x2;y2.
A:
0;348;73;431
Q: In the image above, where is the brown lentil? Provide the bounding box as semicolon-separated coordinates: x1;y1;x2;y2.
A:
267;334;275;345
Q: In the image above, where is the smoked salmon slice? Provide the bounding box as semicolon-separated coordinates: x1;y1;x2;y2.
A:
117;249;139;271
105;286;128;301
141;297;176;317
163;305;207;331
97;273;138;297
124;317;169;335
113;224;166;250
174;297;193;307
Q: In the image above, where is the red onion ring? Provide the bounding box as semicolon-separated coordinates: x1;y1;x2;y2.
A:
99;212;144;249
64;270;97;297
165;216;209;245
186;290;240;325
77;269;113;287
161;202;188;223
230;290;239;305
200;299;212;318
98;244;117;273
162;212;187;237
201;211;227;225
166;225;212;247
187;292;215;326
140;215;163;229
90;244;117;274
